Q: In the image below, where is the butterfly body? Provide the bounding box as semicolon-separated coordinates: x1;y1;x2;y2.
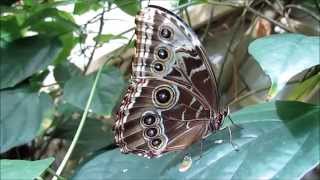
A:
114;5;226;158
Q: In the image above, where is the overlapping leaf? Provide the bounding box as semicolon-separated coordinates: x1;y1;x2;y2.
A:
0;86;53;153
248;33;319;98
63;66;126;115
0;35;62;89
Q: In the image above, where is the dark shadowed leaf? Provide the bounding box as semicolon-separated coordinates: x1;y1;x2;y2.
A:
0;36;62;89
0;158;54;180
248;33;319;98
0;86;53;153
53;117;114;159
113;0;141;16
54;60;82;87
72;101;319;180
63;66;126;115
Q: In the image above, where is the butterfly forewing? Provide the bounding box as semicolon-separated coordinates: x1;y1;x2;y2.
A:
115;5;221;158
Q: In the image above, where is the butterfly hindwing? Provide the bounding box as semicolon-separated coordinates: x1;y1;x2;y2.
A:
115;5;221;157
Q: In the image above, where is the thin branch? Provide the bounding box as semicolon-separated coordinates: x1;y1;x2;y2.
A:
184;8;192;26
201;6;214;42
285;4;320;22
83;7;106;74
245;5;294;32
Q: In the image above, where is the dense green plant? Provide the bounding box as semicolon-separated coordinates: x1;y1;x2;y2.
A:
0;0;319;179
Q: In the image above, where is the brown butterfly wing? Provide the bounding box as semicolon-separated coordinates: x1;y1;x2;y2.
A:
115;5;220;158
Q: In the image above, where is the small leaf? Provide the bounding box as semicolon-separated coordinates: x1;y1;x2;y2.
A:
63;66;126;115
72;101;319;180
0;35;62;89
248;33;319;98
94;34;127;44
113;0;141;16
74;0;102;15
0;158;54;180
54;60;82;87
0;86;53;153
287;72;320;101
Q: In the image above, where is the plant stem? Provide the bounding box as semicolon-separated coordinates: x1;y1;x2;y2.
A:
83;7;106;74
52;66;104;180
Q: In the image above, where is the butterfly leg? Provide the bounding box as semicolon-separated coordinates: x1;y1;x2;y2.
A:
227;126;239;151
228;116;243;130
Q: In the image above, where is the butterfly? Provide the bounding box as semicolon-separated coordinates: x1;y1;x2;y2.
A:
114;5;228;158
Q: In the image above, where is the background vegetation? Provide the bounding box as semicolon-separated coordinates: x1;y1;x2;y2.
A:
0;0;319;179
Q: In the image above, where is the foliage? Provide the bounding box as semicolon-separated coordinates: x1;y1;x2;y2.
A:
0;0;319;179
249;34;319;99
72;101;319;180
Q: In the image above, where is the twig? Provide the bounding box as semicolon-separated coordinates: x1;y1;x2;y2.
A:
285;4;320;22
245;5;293;32
200;6;214;42
83;7;106;74
184;8;192;26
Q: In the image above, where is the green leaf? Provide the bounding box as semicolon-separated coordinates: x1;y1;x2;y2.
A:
287;73;320;101
54;61;82;87
24;8;79;36
0;35;62;89
94;34;127;44
113;0;141;16
53;117;114;159
63;66;126;115
0;86;53;153
248;33;320;98
54;33;78;64
0;15;22;48
72;101;319;180
0;158;54;180
74;0;102;15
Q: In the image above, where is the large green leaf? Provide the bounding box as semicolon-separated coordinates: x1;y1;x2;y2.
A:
72;101;319;180
63;66;126;115
248;33;319;98
0;86;53;153
113;0;141;16
0;35;62;89
0;157;54;180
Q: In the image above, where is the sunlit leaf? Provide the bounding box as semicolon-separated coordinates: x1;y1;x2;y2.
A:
287;72;320;101
0;86;53;153
0;158;54;180
248;33;319;99
63;66;126;115
94;34;127;44
0;35;62;89
72;101;319;180
74;0;102;15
